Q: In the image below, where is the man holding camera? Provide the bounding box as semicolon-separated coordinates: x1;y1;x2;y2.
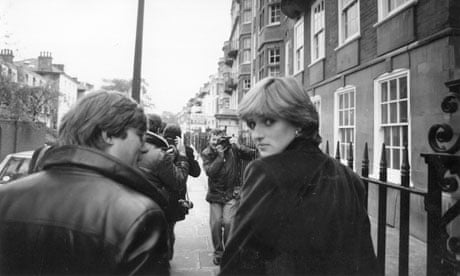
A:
201;129;255;265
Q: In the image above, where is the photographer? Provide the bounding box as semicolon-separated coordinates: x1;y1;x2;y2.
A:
201;128;255;265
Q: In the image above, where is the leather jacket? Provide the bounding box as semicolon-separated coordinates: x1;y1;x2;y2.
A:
0;145;170;275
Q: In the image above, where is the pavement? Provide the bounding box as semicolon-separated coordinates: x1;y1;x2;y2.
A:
170;161;427;276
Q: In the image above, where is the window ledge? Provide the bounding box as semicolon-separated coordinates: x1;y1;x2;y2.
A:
308;57;325;68
267;22;281;27
373;0;418;28
334;34;361;52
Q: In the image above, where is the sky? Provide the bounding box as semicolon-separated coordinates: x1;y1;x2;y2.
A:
0;0;232;113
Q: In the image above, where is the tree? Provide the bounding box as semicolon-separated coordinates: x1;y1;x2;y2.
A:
100;78;155;111
0;75;59;123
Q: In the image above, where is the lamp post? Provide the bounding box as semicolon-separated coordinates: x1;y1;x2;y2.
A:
132;0;145;102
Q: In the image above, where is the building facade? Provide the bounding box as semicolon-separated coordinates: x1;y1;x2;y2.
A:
275;0;460;240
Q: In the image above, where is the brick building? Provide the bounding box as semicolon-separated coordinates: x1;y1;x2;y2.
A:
275;0;460;240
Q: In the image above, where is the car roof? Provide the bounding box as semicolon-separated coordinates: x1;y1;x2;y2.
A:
8;151;34;158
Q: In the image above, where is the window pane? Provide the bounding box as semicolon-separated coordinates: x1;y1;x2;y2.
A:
381;82;388;101
392;126;400;146
400;100;407;123
340;129;345;141
385;148;391;167
390;102;397;123
382;104;388;124
350;109;354;124
400;76;407;99
344;111;349;125
402;125;408;146
384;127;390;145
390;79;397;100
392;149;400;170
339;94;344;109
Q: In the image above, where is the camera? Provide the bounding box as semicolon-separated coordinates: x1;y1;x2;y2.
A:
178;199;194;210
216;136;231;150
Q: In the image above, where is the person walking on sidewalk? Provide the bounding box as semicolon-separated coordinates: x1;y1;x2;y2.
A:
220;77;378;275
201;128;255;266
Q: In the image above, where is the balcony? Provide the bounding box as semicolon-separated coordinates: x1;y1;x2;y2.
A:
223;73;237;95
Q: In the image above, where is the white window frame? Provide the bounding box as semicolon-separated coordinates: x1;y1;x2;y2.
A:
243;79;251;90
334;86;356;166
310;0;325;64
285;40;291;76
373;69;411;184
268;3;281;25
293;16;304;75
338;0;360;46
377;0;417;22
268;66;280;77
268;48;280;65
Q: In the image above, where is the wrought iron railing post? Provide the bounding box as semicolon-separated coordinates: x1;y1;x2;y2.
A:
347;141;354;170
377;143;388;275
361;142;369;210
422;78;460;275
335;141;341;161
399;144;410;276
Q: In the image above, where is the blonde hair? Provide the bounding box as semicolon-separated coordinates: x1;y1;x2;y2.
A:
238;77;321;145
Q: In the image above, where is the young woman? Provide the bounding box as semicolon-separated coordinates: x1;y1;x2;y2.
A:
220;77;378;275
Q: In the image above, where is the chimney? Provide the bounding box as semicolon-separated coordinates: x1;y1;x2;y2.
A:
0;49;14;63
37;51;53;72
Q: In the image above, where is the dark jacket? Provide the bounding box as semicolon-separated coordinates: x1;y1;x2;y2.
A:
0;145;170;275
186;146;201;177
220;138;378;275
156;149;190;222
201;144;254;204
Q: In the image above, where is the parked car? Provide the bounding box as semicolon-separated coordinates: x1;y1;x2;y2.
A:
0;151;33;184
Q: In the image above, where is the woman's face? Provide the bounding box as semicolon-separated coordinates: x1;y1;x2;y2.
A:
246;116;297;157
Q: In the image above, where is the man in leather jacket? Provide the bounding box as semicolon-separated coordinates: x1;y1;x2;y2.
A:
201;129;255;265
0;91;170;275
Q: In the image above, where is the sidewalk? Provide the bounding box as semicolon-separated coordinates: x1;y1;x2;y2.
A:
170;171;219;276
170;165;427;276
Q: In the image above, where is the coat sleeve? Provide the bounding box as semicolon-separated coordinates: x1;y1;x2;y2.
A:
235;144;256;161
116;209;170;275
220;160;279;275
157;151;189;193
186;146;201;177
201;148;225;178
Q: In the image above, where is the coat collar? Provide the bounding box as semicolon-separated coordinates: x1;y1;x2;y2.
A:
38;145;164;202
284;137;321;153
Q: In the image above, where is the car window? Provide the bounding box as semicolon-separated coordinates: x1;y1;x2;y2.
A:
0;157;31;182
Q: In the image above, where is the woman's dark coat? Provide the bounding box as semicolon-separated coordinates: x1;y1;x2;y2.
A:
220;138;378;275
0;145;170;275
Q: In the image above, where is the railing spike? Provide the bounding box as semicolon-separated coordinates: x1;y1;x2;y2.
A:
325;140;329;155
335;141;341;161
380;143;387;180
361;142;369;210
